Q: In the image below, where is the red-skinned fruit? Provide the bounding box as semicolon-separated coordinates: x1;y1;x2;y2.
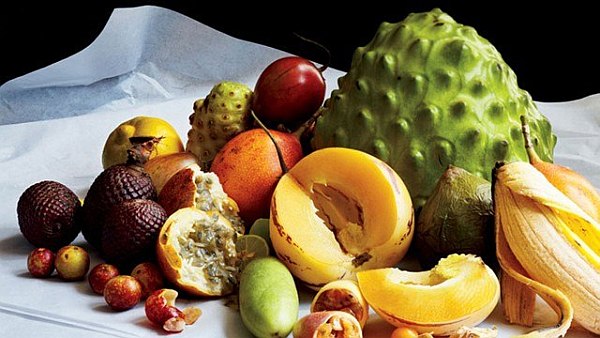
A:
103;275;142;311
131;262;164;298
27;248;55;278
88;263;120;295
145;289;202;333
253;56;326;126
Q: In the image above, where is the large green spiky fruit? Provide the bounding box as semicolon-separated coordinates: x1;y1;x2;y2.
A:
186;81;253;168
312;8;556;209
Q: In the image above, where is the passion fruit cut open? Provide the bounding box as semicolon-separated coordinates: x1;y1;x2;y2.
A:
156;207;242;296
158;163;243;234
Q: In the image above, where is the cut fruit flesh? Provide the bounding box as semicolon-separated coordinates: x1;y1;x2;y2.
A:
158;164;243;233
357;254;499;334
157;208;241;296
288;148;400;250
270;147;413;288
311;280;369;328
236;234;270;262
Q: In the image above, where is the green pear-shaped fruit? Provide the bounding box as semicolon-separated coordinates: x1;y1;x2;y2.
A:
415;165;494;269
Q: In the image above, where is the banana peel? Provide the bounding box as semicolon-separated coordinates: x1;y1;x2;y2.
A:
493;161;600;335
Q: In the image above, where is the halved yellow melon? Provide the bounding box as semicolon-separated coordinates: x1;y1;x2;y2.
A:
270;147;414;289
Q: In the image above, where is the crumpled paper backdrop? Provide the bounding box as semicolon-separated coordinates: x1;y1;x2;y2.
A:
0;5;596;338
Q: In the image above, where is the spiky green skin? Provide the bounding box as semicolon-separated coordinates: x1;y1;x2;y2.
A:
186;81;253;168
312;8;556;209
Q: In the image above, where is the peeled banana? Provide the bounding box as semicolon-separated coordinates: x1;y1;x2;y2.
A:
494;161;600;335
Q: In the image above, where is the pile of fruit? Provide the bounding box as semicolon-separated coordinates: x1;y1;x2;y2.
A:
15;8;600;337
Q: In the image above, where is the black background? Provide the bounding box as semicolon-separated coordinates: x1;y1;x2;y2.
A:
1;1;599;102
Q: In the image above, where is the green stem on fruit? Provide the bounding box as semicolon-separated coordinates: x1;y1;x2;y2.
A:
293;33;330;73
251;110;289;175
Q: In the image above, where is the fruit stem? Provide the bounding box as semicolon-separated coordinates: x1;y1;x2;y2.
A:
251;110;289;175
126;137;162;167
293;33;330;73
520;116;542;165
292;108;323;140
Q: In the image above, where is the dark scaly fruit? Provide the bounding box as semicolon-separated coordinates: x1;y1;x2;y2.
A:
17;180;81;250
81;139;159;249
101;199;167;267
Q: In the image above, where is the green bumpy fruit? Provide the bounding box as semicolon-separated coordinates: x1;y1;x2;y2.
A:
186;81;253;168
239;257;298;338
312;8;556;208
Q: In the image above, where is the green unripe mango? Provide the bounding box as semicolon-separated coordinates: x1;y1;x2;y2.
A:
239;257;299;338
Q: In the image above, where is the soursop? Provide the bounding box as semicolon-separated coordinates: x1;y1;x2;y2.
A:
312;8;556;208
186;81;253;168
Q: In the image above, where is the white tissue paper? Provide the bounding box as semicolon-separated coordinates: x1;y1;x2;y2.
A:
0;5;597;338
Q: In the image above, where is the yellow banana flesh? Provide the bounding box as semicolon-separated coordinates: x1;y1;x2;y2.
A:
494;161;600;334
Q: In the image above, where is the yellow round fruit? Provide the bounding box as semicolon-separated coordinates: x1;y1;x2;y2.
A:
102;116;184;169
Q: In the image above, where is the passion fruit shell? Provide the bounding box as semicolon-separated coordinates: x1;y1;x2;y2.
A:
156;207;242;297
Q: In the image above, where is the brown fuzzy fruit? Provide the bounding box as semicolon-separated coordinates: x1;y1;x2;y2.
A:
100;199;167;267
17;181;81;250
81;140;159;249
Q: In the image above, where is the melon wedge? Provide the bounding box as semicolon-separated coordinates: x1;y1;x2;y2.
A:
357;254;499;335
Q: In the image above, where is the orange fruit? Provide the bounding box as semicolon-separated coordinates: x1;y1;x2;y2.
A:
210;128;303;224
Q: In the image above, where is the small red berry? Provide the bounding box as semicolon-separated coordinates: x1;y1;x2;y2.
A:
88;263;120;294
103;275;142;311
27;248;55;278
